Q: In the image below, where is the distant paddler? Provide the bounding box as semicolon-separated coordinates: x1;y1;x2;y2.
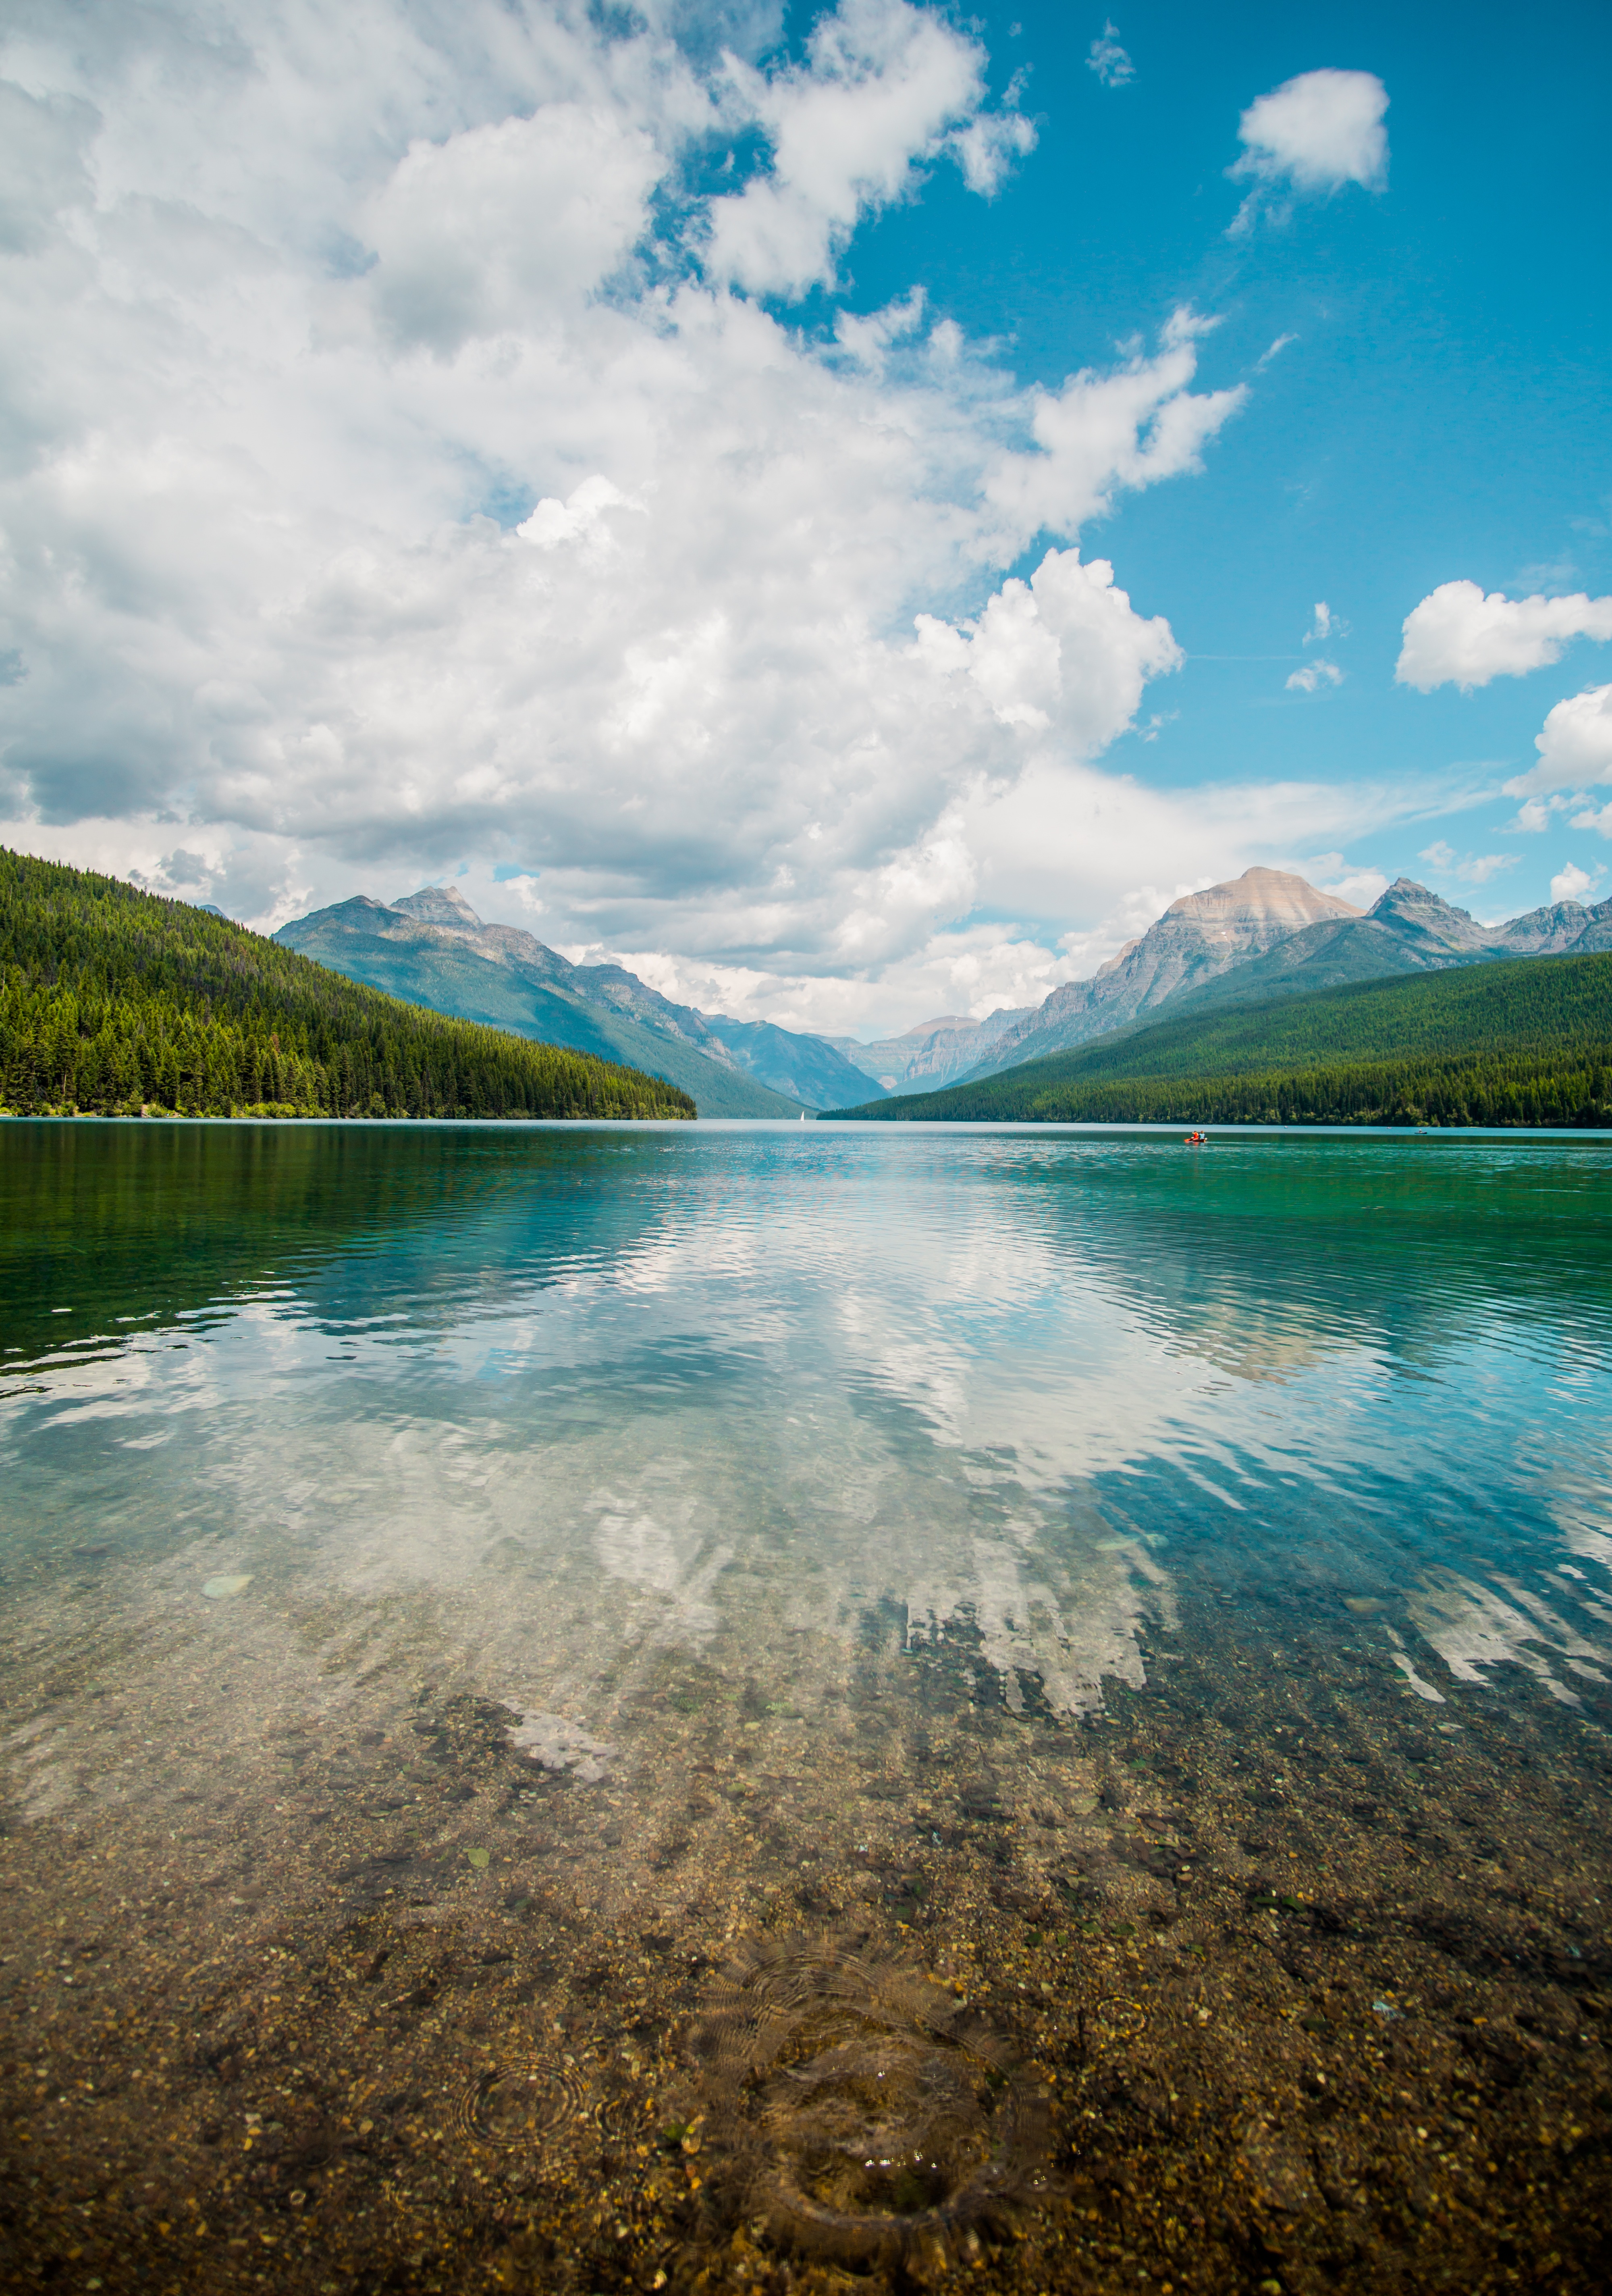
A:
1183;1129;1208;1146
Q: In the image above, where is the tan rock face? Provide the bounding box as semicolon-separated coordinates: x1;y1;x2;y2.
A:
1162;867;1363;939
1110;868;1359;1012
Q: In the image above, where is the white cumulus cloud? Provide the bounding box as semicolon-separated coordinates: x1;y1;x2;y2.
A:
949;105;1037;197
363;106;665;352
983;308;1246;541
913;548;1182;744
1510;798;1554;832
702;0;1031;297
0;0;1433;1036
1504;684;1612;798
1550;861;1602;902
1228;68;1388;233
1397;581;1612;692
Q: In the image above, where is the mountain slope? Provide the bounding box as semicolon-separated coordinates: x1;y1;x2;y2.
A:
826;952;1612;1129
275;895;806;1118
699;1015;882;1110
964;874;1612;1080
966;868;1364;1077
275;888;880;1114
0;850;695;1121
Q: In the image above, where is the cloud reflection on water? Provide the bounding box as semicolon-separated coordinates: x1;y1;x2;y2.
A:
2;1123;1611;1733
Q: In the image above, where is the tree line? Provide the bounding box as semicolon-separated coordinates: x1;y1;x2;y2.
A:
926;1049;1612;1129
0;849;696;1122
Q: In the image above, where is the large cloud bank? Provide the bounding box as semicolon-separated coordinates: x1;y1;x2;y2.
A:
0;1;1392;1031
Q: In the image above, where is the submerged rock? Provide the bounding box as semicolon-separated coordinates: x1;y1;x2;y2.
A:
506;1709;615;1783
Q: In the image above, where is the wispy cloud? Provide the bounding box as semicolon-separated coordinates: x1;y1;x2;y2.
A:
1286;659;1344;693
1087;21;1135;89
1418;840;1517;887
1303;601;1348;646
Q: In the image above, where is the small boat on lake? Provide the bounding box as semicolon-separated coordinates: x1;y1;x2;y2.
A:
1183;1129;1209;1146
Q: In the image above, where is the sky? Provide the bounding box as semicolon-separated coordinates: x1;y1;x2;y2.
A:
0;0;1609;1040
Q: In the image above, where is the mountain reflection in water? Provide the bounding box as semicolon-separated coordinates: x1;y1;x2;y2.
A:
2;1119;1610;2294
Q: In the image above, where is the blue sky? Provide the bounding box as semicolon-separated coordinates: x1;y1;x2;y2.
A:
0;0;1608;1034
848;1;1612;829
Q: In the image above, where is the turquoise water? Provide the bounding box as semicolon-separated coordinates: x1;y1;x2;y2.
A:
3;1119;1611;2292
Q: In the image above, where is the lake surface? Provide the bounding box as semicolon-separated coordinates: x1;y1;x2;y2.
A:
2;1118;1611;2294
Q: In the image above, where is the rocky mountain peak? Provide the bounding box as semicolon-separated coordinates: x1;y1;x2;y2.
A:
1163;866;1363;937
1368;878;1493;952
392;884;486;935
969;867;1360;1079
1490;899;1590;955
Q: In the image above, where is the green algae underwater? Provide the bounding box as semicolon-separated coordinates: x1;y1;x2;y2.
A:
2;1116;1612;2295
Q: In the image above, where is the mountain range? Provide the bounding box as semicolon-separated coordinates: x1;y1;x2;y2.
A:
274;888;874;1117
953;867;1612;1084
827;948;1612;1129
275;869;1612;1118
825;1008;1032;1093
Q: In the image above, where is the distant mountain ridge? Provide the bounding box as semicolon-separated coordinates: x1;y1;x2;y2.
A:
277;867;1612;1121
825;1008;1032;1094
960;868;1612;1082
274;888;877;1116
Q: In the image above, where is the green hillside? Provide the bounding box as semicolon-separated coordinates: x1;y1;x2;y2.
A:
0;849;695;1122
826;952;1612;1128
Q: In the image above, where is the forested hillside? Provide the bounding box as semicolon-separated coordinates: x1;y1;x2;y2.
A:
828;952;1612;1128
277;891;812;1117
0;850;695;1121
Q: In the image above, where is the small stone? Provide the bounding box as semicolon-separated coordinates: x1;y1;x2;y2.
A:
202;1574;253;1599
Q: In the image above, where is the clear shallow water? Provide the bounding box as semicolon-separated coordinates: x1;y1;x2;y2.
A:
3;1119;1612;2294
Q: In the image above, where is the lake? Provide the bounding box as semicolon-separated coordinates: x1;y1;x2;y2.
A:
2;1117;1610;2294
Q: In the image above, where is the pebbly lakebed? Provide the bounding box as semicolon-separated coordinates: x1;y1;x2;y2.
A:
2;1115;1611;2295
